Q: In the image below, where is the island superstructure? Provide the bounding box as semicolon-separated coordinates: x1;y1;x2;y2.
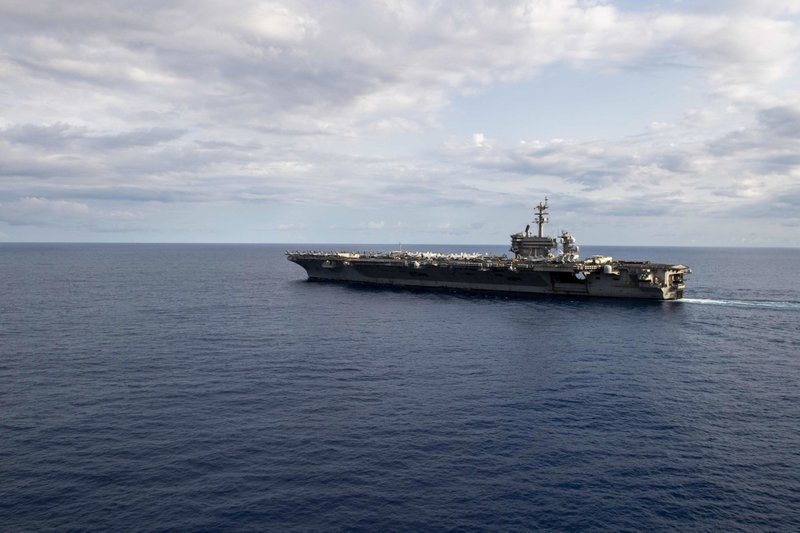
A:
287;199;689;300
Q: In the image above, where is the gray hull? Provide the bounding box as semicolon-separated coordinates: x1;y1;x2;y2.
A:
289;256;684;300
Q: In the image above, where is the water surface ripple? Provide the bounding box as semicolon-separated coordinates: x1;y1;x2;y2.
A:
1;244;799;530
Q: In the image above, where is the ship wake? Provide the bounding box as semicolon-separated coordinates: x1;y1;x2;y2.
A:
680;298;800;311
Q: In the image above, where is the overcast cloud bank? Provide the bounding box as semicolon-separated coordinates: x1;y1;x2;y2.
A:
1;0;798;245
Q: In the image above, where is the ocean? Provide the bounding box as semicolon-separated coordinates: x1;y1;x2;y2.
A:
1;243;799;531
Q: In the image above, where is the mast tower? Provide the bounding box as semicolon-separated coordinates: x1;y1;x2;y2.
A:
510;197;557;259
533;197;549;237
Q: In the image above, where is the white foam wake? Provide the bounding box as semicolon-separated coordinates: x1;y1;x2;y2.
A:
679;298;800;311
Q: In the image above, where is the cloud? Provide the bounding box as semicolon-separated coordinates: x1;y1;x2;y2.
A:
428;104;800;220
277;223;306;230
2;123;185;150
6;196;90;221
2;1;796;135
0;1;798;244
1;196;86;225
660;12;798;100
705;104;800;178
2;123;82;148
757;106;800;137
0;196;144;230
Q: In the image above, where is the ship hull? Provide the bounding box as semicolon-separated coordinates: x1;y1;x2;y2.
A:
289;256;683;300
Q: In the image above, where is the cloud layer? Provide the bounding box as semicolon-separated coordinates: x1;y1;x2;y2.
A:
1;1;798;244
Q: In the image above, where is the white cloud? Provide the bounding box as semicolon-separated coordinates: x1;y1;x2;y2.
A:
0;1;798;244
0;196;146;231
15;196;90;218
238;3;319;43
2;0;793;134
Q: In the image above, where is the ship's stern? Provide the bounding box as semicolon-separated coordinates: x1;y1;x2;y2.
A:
661;265;689;300
585;262;690;300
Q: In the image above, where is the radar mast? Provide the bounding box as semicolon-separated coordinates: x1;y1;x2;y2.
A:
509;197;557;260
533;197;549;237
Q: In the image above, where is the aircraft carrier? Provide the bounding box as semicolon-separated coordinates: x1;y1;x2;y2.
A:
287;199;690;300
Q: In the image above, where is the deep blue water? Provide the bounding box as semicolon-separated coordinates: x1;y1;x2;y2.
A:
1;243;799;531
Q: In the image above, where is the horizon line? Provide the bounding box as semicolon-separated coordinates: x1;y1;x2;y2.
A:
1;241;798;250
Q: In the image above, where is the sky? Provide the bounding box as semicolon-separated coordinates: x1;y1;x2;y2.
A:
1;0;799;246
